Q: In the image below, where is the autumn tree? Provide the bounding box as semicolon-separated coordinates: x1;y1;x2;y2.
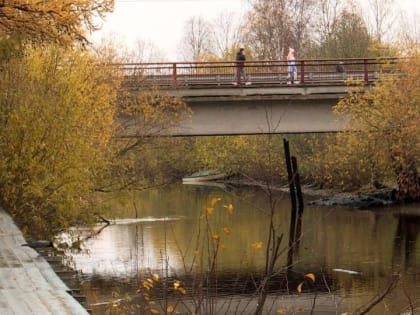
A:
313;0;344;43
395;10;420;50
210;12;243;59
332;54;420;200
0;45;119;238
0;0;114;45
313;8;372;58
363;0;397;42
243;0;291;59
179;16;214;61
129;38;166;62
243;0;315;59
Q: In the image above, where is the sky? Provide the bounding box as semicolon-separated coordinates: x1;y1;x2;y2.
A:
90;0;420;61
90;0;248;60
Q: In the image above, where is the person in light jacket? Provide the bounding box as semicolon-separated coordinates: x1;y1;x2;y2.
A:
287;47;297;84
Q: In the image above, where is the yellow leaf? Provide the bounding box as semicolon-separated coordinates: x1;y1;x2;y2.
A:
297;282;303;293
152;274;159;282
222;227;231;235
173;280;181;289
224;204;234;214
206;207;214;214
220;243;226;250
167;305;175;313
252;241;263;249
210;197;221;207
150;309;159;314
142;280;153;290
212;234;220;241
304;273;315;282
277;309;285;315
179;287;186;295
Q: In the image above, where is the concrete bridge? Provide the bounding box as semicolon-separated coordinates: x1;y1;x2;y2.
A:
119;58;398;136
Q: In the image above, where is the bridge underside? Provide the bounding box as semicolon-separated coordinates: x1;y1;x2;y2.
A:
167;85;347;136
119;85;350;136
171;98;342;136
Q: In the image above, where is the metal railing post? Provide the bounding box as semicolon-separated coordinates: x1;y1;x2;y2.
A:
300;60;305;84
364;59;369;83
172;63;177;86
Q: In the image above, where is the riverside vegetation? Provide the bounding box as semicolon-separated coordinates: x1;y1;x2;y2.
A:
0;1;419;314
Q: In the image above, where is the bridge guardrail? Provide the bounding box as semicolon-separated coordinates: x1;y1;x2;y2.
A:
116;58;401;88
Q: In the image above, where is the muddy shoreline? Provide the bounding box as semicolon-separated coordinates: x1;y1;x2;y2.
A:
224;177;397;209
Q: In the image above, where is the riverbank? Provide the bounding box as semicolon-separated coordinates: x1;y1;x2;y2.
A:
0;207;89;315
224;176;398;209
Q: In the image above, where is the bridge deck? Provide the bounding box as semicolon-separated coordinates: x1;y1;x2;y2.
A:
0;208;88;315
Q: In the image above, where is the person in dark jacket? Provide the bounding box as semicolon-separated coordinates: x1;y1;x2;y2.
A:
233;48;250;85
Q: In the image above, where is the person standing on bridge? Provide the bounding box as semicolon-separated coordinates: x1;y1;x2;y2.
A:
287;47;297;84
233;48;251;85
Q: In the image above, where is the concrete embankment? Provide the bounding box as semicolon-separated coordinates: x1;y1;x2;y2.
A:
0;207;89;315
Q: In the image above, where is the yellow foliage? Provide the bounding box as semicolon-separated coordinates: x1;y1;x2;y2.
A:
297;282;303;293
224;203;234;215
0;45;119;238
304;273;315;282
173;280;181;289
222;227;231;235
252;241;263;249
332;54;420;196
142;280;153;290
210;197;221;207
192;135;286;180
206;207;214;215
0;0;114;45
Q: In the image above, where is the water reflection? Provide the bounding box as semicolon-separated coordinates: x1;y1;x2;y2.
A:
392;213;420;281
70;184;420;314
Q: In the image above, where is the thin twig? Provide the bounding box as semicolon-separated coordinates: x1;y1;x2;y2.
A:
354;275;400;315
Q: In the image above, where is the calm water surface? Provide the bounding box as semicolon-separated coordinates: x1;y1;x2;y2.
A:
69;184;420;314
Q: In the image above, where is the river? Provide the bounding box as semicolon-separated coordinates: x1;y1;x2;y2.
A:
66;183;420;314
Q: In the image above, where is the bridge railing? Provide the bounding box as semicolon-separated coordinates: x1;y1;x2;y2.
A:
117;58;400;88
